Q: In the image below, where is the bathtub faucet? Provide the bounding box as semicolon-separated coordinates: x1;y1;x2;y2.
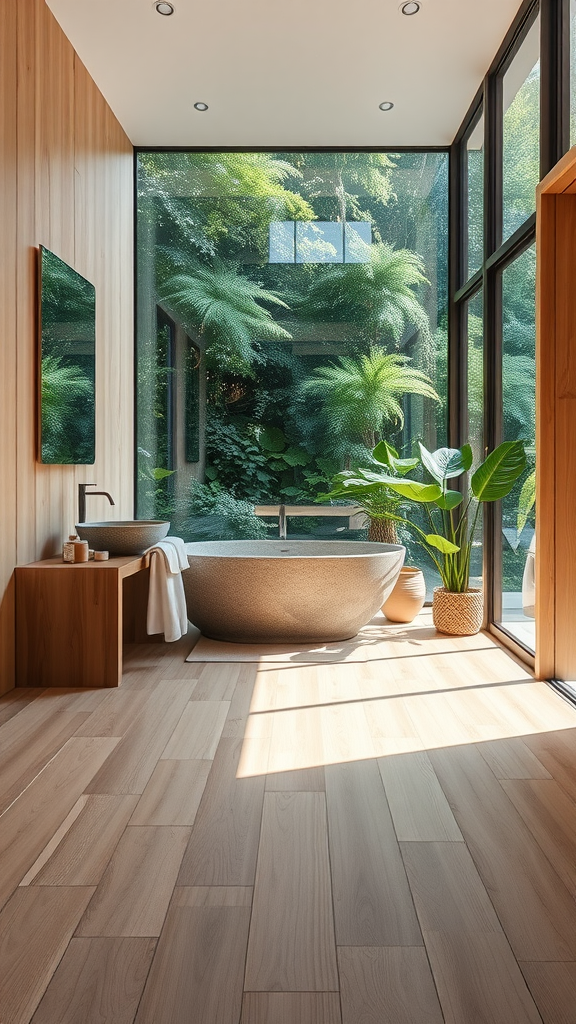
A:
278;504;287;540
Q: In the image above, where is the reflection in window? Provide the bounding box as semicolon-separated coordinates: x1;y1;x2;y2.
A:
465;112;484;281
497;246;536;651
502;15;540;243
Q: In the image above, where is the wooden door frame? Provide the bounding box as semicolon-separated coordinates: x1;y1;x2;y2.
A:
536;146;576;679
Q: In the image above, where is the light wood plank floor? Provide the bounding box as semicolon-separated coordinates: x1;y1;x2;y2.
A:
2;613;576;1023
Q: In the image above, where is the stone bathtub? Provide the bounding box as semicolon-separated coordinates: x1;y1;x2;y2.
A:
182;540;405;644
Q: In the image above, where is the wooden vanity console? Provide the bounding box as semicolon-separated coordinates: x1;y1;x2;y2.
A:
16;554;157;688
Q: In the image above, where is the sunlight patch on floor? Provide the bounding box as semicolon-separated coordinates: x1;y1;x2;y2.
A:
236;622;576;779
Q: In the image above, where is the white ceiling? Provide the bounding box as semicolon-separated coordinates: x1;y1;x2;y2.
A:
46;0;524;148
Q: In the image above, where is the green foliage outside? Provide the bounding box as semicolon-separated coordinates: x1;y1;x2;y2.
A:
135;138;539;608
136;150;449;548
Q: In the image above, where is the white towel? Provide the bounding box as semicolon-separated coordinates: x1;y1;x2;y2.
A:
146;538;189;642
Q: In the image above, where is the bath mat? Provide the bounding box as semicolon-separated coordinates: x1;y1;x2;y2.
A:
186;613;402;664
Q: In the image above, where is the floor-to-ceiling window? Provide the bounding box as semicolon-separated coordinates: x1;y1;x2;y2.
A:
136;150;448;584
453;1;540;658
497;245;536;645
452;0;576;663
502;15;541;242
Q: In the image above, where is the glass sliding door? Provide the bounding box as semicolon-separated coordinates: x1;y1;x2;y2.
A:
495;245;536;651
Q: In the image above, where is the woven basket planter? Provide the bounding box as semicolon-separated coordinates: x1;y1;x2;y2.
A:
432;587;483;636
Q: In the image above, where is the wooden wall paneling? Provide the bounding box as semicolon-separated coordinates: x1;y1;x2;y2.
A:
35;1;77;558
98;102;134;521
71;54;100;535
15;0;39;574
535;191;557;680
0;0;18;697
1;0;134;694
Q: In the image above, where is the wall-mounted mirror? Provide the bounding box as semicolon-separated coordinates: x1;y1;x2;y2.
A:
38;245;96;464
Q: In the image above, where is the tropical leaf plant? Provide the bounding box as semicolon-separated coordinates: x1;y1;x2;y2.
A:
517;470;536;536
321;439;527;593
301;348;440;449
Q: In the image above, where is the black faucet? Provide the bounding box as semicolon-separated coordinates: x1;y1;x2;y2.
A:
278;503;287;540
78;483;115;524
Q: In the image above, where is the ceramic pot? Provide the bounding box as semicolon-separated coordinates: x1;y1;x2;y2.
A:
432;586;483;636
382;566;426;623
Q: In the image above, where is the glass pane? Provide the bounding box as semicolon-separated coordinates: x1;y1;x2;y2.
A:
466;290;484;590
344;222;372;263
136;151;448;575
465;112;484;282
296;221;343;263
502;15;540;243
497;246;536;651
571;0;576;146
565;0;569;146
269;222;295;263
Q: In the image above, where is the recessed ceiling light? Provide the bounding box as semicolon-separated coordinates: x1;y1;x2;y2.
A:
155;2;175;15
400;1;421;13
194;102;209;111
379;101;395;112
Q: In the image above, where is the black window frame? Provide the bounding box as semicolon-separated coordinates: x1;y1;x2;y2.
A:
450;0;571;665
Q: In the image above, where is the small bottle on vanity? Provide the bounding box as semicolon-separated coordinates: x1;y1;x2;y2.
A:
62;535;78;563
73;539;89;563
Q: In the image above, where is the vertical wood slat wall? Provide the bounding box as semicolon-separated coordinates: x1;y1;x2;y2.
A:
536;148;576;681
0;0;134;696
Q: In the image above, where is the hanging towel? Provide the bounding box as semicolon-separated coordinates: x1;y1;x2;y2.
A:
146;537;189;642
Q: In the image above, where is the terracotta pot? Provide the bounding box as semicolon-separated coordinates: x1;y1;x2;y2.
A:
432;586;483;636
382;566;426;623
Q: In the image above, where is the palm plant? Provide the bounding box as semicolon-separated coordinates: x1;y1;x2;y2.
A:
160;260;292;367
297;243;432;348
301;348;439;450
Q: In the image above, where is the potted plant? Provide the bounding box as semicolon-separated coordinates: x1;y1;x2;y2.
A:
323;438;527;635
320;446;425;621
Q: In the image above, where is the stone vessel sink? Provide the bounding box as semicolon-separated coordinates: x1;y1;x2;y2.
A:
76;521;170;556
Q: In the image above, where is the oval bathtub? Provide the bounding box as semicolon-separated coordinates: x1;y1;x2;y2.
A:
182;540;405;644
